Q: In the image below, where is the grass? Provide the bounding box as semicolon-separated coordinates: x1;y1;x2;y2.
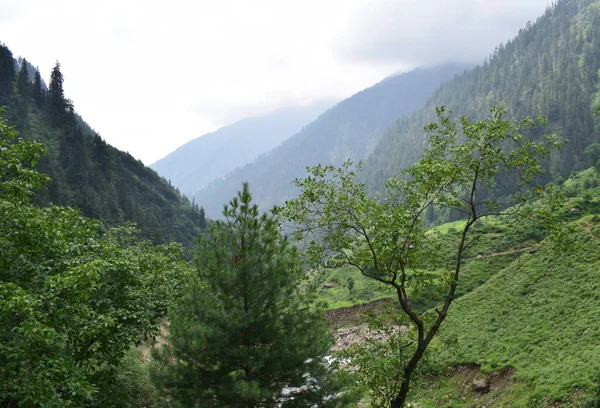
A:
311;265;396;309
321;168;600;406
410;219;600;406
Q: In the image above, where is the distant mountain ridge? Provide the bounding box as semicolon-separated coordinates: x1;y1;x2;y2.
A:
194;63;471;217
362;0;600;195
150;101;335;197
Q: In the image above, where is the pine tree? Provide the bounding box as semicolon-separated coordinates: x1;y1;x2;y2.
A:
0;43;15;100
152;183;351;407
47;61;73;126
16;58;30;100
198;205;207;229
32;68;45;108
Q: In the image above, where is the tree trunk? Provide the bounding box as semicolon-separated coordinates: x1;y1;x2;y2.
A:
390;366;413;408
390;342;427;408
390;379;410;408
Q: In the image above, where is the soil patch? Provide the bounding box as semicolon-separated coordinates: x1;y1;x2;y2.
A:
326;298;395;327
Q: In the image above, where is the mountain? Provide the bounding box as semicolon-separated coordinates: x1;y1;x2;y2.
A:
150;101;335;198
194;63;471;218
0;44;205;248
362;0;600;195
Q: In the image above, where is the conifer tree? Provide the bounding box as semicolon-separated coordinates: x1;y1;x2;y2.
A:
198;205;207;229
32;68;45;108
152;183;352;407
0;43;15;100
47;61;73;125
16;58;30;99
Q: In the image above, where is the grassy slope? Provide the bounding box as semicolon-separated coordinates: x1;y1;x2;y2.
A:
318;168;600;406
314;216;542;311
411;171;600;406
409;216;600;407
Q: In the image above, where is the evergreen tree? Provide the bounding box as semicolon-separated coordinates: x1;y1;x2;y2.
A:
0;43;15;101
32;68;45;108
47;61;73;126
198;205;207;229
152;183;351;407
16;58;30;99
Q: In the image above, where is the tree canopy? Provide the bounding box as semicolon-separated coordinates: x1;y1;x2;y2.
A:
284;106;562;407
0;110;189;407
152;183;353;407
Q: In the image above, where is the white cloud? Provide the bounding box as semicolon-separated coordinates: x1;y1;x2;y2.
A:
0;0;550;164
337;0;551;65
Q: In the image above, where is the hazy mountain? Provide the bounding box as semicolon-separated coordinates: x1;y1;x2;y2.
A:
195;63;471;217
362;0;600;195
150;101;335;197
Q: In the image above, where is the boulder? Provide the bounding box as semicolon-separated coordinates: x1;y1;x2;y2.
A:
472;378;490;393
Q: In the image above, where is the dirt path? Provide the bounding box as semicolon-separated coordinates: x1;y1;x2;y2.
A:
466;245;537;261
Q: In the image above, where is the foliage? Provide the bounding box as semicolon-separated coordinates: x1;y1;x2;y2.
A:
364;0;600;196
47;61;74;126
152;183;354;407
0;111;188;407
336;305;444;408
585;143;600;172
88;347;161;408
585;376;600;407
284;106;561;407
0;43;205;249
427;218;600;406
0;43;15;101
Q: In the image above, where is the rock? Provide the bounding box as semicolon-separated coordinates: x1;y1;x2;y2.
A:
472;378;490;393
570;207;580;213
322;281;337;289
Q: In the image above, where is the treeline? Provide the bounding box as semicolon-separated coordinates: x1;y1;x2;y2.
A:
0;112;350;406
0;43;206;248
363;0;600;196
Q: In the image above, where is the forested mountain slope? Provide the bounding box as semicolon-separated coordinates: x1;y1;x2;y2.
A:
195;64;470;217
151;101;334;197
0;44;205;248
363;0;600;195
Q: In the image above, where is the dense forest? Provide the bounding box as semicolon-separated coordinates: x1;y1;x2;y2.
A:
0;45;206;248
3;0;600;406
362;0;600;195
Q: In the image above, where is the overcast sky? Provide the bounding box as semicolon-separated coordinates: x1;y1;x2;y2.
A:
1;0;550;164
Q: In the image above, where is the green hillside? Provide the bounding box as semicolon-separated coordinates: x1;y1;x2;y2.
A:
427;217;600;405
0;45;206;248
363;0;600;195
418;171;600;406
310;167;600;406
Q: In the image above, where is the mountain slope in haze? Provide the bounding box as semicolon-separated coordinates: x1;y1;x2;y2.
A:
363;0;600;195
150;101;335;198
0;44;205;249
195;63;471;217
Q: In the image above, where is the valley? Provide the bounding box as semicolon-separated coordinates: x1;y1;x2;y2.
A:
2;0;600;406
